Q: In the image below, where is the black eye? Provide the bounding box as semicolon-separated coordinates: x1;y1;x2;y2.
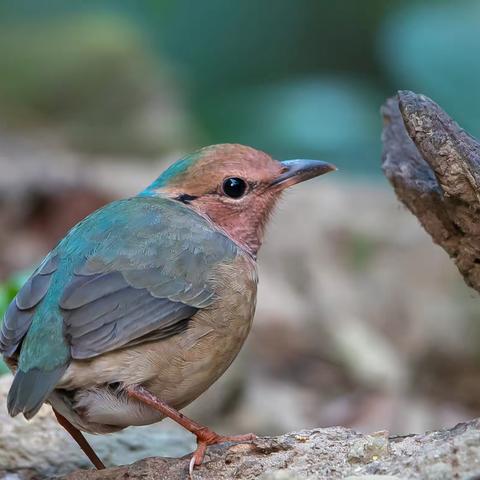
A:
222;177;247;199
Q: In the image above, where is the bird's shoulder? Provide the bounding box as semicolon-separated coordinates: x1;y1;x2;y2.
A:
60;196;236;253
57;196;242;275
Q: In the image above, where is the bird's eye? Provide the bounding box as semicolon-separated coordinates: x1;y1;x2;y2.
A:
222;177;248;199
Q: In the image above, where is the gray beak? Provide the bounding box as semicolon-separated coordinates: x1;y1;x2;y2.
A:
271;159;337;188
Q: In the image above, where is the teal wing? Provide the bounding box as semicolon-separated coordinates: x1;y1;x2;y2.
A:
61;272;197;359
0;254;58;357
1;197;238;418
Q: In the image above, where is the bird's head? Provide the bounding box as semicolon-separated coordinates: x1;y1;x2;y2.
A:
142;144;335;256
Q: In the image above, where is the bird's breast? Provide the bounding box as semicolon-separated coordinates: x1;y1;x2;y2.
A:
144;253;258;408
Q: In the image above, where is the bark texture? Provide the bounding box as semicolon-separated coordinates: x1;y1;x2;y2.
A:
382;90;480;293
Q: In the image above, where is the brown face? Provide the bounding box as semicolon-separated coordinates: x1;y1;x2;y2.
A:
156;144;335;256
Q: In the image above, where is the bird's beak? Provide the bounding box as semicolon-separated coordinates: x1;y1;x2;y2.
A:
270;159;337;189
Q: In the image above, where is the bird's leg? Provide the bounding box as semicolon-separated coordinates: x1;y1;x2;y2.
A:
52;408;106;470
125;384;256;476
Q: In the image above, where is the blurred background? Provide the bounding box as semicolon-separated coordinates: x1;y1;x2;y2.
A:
1;0;480;466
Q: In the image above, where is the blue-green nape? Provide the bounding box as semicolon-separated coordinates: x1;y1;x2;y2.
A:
140;150;202;195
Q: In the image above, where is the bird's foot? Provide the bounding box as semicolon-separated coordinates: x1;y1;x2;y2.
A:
125;385;256;477
189;428;256;478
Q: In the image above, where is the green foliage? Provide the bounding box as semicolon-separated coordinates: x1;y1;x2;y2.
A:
0;12;192;156
199;77;383;174
153;0;399;173
0;272;28;317
154;0;398;93
0;0;477;173
0;0;404;172
380;1;480;138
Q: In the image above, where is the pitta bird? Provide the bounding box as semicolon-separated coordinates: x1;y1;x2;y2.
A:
0;144;335;475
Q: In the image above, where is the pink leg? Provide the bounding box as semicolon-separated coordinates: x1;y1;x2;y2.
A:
53;408;106;470
125;384;256;477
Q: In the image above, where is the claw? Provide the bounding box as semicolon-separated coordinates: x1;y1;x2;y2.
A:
188;455;196;479
187;431;257;476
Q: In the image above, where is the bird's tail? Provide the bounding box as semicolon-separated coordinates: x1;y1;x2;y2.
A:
7;365;67;419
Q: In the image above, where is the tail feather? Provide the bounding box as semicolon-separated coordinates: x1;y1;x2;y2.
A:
7;366;67;419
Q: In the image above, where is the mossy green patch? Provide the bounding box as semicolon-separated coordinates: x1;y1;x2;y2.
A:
347;232;378;272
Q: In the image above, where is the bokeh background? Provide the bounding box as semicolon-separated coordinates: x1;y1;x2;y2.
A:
1;0;480;465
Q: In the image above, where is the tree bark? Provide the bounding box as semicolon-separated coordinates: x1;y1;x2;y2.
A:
382;90;480;293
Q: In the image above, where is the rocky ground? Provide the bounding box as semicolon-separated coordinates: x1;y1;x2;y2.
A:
2;375;480;480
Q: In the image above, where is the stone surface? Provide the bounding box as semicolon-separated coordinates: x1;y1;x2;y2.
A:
1;375;480;479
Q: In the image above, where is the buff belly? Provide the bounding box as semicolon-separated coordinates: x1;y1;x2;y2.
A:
49;259;257;434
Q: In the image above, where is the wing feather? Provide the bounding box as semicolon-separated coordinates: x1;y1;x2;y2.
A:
0;254;57;357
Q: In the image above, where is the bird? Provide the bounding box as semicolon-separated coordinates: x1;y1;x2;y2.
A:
0;143;335;476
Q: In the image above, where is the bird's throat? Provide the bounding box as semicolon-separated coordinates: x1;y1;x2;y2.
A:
188;194;280;258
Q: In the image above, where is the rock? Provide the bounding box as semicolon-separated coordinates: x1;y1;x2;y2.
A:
347;431;390;463
344;477;401;480
1;374;480;479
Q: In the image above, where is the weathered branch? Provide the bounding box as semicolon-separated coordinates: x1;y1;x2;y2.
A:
382;90;480;292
